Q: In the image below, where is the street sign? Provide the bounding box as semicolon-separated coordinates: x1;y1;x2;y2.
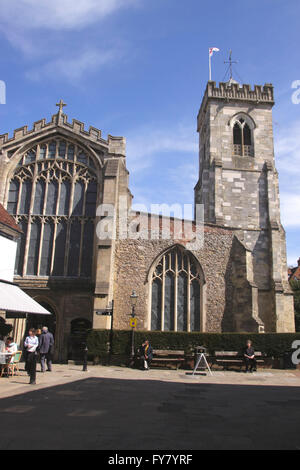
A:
130;318;137;328
96;309;112;316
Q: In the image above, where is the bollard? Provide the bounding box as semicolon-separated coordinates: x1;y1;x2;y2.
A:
82;343;88;372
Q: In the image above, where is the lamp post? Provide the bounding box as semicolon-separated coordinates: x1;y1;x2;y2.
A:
130;290;138;364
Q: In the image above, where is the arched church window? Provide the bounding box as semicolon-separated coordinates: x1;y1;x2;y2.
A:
7;179;20;214
233;117;254;157
243;123;251;146
6;138;100;278
151;246;204;332
233;122;242;146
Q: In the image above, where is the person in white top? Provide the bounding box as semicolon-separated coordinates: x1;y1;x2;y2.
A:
5;337;18;363
24;329;39;385
0;336;6;372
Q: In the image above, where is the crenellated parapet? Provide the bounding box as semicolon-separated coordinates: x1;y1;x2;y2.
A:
0;111;126;157
198;81;275;126
207;81;274;102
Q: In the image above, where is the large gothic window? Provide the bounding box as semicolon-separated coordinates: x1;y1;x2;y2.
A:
6;139;99;278
233;117;254;157
151;246;204;332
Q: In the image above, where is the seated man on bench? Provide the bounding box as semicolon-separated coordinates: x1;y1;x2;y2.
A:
244;340;257;373
140;339;153;371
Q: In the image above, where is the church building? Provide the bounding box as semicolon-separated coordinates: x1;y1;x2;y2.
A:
0;82;295;361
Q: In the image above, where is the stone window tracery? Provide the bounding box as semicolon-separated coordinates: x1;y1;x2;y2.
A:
232;116;254;157
151;246;204;332
6;138;100;278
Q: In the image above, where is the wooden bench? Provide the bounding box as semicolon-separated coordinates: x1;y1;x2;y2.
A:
214;351;265;371
151;350;185;370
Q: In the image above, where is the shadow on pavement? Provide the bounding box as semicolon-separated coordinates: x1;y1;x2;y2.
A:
0;377;300;450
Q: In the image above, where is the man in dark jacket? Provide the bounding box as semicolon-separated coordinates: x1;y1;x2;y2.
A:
244;339;257;373
39;327;54;372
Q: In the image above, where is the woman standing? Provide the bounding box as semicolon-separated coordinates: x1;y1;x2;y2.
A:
24;329;39;385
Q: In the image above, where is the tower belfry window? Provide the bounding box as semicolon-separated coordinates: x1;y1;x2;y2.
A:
233;118;254;157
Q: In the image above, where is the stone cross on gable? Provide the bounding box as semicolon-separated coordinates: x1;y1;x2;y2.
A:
56;99;67;114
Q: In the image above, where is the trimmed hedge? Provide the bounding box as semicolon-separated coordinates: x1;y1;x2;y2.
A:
87;329;300;358
87;329;111;356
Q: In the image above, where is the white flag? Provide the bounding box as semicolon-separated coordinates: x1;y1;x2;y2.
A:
209;47;220;57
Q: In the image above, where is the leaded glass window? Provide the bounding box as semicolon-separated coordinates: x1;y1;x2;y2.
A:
6;138;100;278
151;246;203;332
233;117;254;157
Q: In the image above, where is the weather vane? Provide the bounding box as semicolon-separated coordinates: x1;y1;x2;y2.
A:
224;50;238;81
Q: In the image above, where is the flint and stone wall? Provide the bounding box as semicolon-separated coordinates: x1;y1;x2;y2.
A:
112;225;250;333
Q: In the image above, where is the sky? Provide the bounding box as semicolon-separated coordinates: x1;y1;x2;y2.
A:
0;0;299;265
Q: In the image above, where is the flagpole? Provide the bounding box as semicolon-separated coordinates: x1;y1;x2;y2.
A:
209;51;212;81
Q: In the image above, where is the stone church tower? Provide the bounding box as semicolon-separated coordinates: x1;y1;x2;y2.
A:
195;81;295;333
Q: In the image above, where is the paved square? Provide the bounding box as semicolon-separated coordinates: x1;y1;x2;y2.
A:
0;364;300;450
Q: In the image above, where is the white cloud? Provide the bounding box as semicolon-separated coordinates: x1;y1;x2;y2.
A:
280;193;300;228
126;123;198;172
0;0;140;80
26;48;121;83
126;121;198;213
274;120;300;229
275;120;300;176
0;0;137;31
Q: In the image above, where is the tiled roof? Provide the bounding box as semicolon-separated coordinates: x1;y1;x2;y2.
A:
0;204;22;233
289;260;300;281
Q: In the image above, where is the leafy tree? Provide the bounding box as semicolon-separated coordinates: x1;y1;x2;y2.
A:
290;280;300;332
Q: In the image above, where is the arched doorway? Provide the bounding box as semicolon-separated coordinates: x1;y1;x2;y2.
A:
69;318;92;360
26;302;57;337
150;245;205;332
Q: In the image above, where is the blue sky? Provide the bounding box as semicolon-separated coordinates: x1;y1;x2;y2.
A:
0;0;299;265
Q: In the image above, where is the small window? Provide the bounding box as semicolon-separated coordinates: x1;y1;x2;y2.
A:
48;141;56;159
67;145;75;161
39;145;47;160
233;123;242;145
233;117;253;157
243;123;251;146
58;141;66;159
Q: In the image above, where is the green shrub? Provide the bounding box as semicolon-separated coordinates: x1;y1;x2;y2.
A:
291;280;300;332
87;329;300;358
87;329;111;356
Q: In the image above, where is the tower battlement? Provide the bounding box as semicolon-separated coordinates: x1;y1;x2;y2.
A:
198;81;274;127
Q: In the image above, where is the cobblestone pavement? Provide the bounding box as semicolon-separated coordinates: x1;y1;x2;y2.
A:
0;364;300;450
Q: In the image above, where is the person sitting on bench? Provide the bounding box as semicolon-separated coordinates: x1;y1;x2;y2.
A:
140;340;153;371
244;340;257;373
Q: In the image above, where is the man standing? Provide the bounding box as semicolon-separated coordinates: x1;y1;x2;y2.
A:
39;326;54;373
244;340;257;373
